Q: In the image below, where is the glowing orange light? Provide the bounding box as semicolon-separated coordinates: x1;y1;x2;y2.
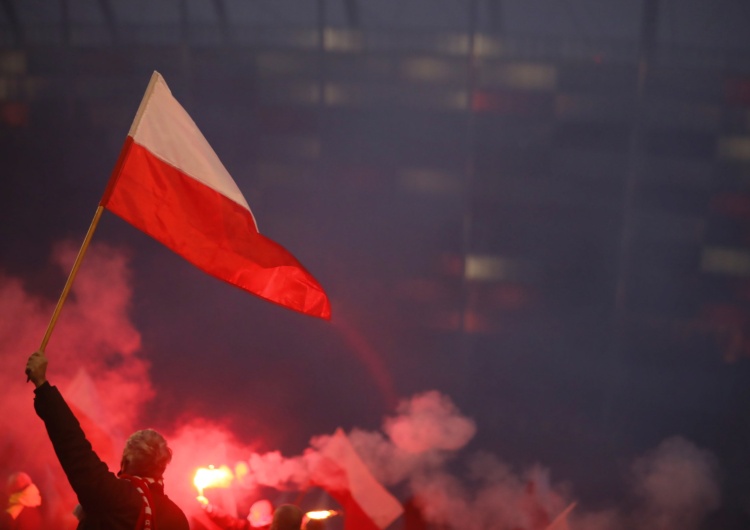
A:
193;465;234;499
306;510;339;520
235;461;249;482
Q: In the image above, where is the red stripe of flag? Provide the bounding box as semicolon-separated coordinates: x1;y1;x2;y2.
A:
100;72;330;319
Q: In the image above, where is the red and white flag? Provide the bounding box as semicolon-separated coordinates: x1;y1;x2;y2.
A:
311;429;403;530
101;71;330;319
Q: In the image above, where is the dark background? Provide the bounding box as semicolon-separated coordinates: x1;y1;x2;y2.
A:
2;0;750;527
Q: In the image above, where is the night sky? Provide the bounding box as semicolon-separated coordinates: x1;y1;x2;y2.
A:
2;1;750;529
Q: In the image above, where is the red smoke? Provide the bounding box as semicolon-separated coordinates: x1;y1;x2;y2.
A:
0;242;254;525
0;241;150;527
0;241;724;530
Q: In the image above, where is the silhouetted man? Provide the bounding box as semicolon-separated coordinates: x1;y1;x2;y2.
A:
26;350;189;530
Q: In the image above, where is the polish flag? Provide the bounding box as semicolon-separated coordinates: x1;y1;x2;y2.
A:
101;71;331;319
311;429;403;530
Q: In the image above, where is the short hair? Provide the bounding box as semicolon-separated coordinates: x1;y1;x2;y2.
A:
270;504;303;530
121;429;173;479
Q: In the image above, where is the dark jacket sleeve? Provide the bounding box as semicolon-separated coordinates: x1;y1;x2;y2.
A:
33;382;141;521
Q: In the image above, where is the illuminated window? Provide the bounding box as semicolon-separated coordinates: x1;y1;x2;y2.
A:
701;247;750;276
0;52;25;75
718;136;750;161
324;82;361;107
464;255;532;282
474;34;503;57
479;62;557;91
399;168;462;195
324;28;364;52
399;57;463;83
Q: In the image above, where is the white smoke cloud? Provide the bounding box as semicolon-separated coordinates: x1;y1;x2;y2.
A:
384;390;477;453
236;392;572;529
403;454;569;530
236;393;724;530
348;390;476;486
629;436;721;530
245;450;313;490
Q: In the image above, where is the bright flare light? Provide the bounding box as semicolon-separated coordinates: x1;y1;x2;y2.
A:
306;510;339;520
193;465;234;499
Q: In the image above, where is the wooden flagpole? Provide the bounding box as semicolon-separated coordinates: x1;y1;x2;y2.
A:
36;72;160;355
39;205;105;352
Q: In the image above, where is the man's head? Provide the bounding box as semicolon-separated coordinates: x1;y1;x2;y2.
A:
270;504;303;530
120;429;173;479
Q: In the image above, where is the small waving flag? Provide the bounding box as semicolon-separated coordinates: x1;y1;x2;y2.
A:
311;429;404;530
101;71;330;319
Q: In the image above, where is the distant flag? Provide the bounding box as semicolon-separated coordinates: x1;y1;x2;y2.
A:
100;71;330;319
311;429;403;530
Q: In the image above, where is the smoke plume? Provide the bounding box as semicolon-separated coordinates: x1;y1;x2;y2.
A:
629;436;721;530
0;241;725;529
0;241;150;525
237;392;723;529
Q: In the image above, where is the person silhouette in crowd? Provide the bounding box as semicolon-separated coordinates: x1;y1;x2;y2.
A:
25;349;189;530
